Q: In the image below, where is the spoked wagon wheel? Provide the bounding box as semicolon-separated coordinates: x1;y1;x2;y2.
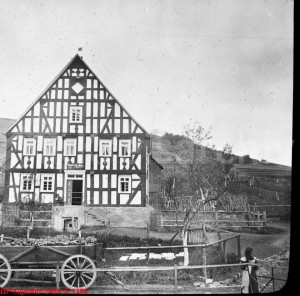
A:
61;255;97;289
0;254;11;288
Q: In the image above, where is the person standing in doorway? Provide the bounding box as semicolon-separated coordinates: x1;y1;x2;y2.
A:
240;247;259;293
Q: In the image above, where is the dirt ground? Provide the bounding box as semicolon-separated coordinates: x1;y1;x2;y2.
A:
6;221;290;294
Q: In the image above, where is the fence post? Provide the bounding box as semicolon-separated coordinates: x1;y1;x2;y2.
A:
203;246;207;281
56;265;60;288
223;240;227;263
237;235;241;259
215;209;219;228
257;210;260;231
174;264;178;292
160;214;164;232
147;222;150;240
263;211;267;228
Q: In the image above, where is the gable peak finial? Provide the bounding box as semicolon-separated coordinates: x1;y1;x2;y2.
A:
78;47;83;59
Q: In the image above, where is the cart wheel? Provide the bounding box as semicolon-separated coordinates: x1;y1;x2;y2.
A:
0;254;11;288
61;255;96;289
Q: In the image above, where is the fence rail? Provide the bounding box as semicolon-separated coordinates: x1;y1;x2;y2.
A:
5;262;287;293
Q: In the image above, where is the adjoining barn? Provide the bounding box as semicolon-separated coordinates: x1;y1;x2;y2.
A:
1;54;163;230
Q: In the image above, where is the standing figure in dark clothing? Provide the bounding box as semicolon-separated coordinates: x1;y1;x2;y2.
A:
240;247;259;293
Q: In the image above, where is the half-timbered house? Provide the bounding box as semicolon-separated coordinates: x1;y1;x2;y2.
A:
3;54;159;229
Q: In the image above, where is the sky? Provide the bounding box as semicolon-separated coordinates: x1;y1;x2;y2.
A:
0;0;293;166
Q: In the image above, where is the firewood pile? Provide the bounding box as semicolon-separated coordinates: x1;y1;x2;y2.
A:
0;234;98;247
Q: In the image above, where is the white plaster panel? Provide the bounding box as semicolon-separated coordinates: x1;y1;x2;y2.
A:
94;136;98;152
78;136;83;152
94;174;99;188
93;103;98;117
93;119;97;133
37;154;42;169
57;154;62;169
120;194;129;205
9;188;15;202
111;191;117;204
57;174;63;187
130;191;141;205
113;155;117;170
102;191;108;205
33;118;39;132
102;174;108;188
24;118;31;132
115;119;120;133
111;175;117;188
93;154;98;170
85;154;91;170
86;103;91;117
100;103;105;117
87;191;91;205
94;191;99;205
86;137;91;152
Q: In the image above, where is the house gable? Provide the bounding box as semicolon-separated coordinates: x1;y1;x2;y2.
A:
6;54;148;136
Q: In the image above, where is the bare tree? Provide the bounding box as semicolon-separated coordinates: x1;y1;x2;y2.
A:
166;123;235;265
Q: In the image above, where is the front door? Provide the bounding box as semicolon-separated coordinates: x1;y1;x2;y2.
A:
66;179;83;205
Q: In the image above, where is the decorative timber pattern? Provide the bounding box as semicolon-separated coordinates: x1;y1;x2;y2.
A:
4;54;150;207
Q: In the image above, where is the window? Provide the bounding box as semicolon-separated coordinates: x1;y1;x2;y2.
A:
118;175;131;193
24;138;36;155
99;140;112;157
119;140;131;157
44;138;56;156
64;139;76;156
70;107;82;123
41;175;54;192
21;174;34;192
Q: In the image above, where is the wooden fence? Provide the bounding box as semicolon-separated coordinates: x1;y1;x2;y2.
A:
0;203;53;227
159;210;267;231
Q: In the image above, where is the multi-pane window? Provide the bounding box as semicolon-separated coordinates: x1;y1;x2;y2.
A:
70;107;82;123
119;140;131;157
99;140;112;157
21;174;33;192
41;175;54;192
44;138;56;156
64;139;76;156
118;175;131;193
24;138;36;155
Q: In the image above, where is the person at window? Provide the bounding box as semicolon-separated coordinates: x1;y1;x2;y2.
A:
240;247;259;293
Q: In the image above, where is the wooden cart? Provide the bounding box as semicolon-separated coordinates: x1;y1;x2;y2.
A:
0;243;103;289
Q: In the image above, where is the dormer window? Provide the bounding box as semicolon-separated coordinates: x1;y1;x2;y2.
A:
70;107;82;123
23;138;36;156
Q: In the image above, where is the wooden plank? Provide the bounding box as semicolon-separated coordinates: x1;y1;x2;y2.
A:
9;245;37;263
44;246;72;257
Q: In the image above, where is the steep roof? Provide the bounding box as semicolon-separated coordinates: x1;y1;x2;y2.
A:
5;54;149;136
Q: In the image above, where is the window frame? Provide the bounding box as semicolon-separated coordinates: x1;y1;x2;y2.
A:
20;174;34;192
118;175;132;193
119;140;131;157
23;138;36;156
69;106;83;123
99;140;112;157
43;138;56;156
40;174;55;192
64;139;77;156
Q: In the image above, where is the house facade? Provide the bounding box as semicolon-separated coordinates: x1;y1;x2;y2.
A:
3;54;159;228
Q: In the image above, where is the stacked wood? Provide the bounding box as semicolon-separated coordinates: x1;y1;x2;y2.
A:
0;234;98;247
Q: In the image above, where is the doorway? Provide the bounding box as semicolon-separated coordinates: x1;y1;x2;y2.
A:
66;178;83;205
